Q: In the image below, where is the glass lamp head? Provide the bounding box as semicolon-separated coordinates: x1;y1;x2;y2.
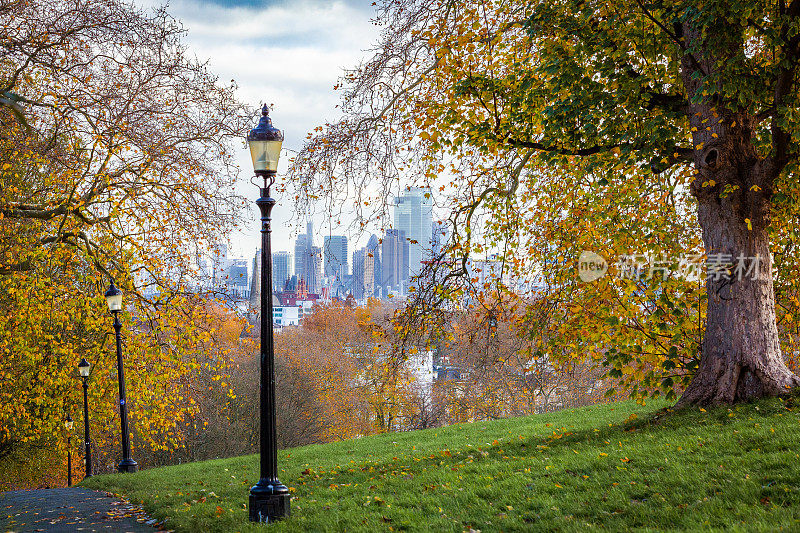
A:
65;416;74;431
247;104;283;173
78;358;90;378
105;280;123;312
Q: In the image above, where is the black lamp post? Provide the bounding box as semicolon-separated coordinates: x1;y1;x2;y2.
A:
105;281;138;473
488;311;498;333
487;310;498;366
246;104;290;523
78;358;93;479
64;416;73;487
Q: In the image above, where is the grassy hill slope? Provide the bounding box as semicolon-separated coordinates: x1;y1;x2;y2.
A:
82;396;800;532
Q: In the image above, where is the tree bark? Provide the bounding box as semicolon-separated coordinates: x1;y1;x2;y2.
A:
675;20;800;406
677;193;800;406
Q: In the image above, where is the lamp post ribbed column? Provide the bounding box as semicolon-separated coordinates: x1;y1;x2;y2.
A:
78;358;93;479
105;281;137;473
246;105;290;523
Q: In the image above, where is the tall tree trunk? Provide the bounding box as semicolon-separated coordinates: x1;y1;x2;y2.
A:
676;21;800;406
677;193;800;406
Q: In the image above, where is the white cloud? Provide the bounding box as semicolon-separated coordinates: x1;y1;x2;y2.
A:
167;0;378;141
138;0;381;256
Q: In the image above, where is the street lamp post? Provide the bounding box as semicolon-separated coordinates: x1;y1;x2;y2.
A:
105;281;138;473
246;104;290;523
488;311;498;334
64;416;73;487
78;358;93;479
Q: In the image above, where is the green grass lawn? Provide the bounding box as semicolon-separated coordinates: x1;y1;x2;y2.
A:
82;396;800;532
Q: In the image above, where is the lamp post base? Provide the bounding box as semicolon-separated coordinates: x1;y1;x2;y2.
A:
117;458;138;473
249;482;290;523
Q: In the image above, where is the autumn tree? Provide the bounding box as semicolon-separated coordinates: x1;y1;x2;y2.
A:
0;0;250;485
425;292;606;424
1;0;249;281
292;0;800;406
264;300;427;442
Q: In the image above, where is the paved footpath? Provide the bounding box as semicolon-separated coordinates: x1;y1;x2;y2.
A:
0;488;166;533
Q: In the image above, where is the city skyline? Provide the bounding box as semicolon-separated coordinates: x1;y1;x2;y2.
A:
211;185;442;303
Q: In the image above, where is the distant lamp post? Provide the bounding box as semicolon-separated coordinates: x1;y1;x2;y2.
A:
488;311;498;336
246;104;290;523
78;358;93;479
64;415;74;487
105;280;137;473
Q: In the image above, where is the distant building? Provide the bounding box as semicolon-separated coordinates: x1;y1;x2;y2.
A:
352;248;366;300
276;291;319;324
308;245;322;294
228;260;247;283
225;259;249;299
381;228;408;294
366;234;381;297
432;220;449;258
273;295;300;327
273;251;292;293
211;243;228;286
393;187;433;277
293;222;322;295
249;252;260;310
468;256;504;288
323;235;348;279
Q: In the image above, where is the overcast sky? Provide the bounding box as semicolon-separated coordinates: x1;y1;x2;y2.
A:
146;0;381;258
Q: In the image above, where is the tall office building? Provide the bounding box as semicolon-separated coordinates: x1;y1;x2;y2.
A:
363;247;375;299
294;222;321;294
366;234;381;297
431;220;449;258
308;245;322;294
352;248;366;300
228;259;248;286
273;251;292;292
294;222;312;281
393;187;433;277
223;258;248;299
381;228;408;293
323;235;348;279
210;243;228;286
351;237;379;300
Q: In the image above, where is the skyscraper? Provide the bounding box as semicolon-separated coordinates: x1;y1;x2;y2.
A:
381;228;408;292
393;187;433;277
323;235;348;279
432;220;449;258
210;243;228;286
293;222;321;294
363;246;375;299
352;248;365;300
366;234;381;297
294;222;312;282
272;251;292;293
228;259;248;286
308;245;322;294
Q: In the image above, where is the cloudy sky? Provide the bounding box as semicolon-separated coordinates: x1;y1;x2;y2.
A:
146;0;381;257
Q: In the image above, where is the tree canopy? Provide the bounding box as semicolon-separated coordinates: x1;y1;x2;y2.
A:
0;0;250;473
292;0;800;405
